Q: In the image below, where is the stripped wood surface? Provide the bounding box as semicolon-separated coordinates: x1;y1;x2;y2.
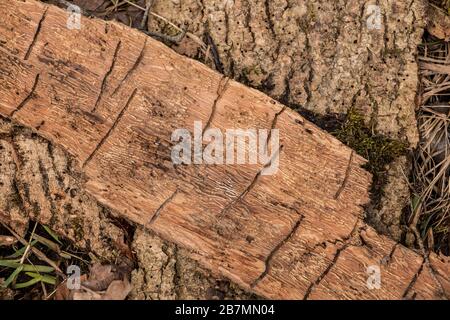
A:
0;0;448;299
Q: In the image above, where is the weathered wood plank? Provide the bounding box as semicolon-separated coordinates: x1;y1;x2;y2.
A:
0;0;448;299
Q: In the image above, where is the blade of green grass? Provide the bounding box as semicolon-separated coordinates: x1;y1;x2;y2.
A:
14;277;41;289
2;265;23;288
25;272;56;285
0;260;54;273
410;194;422;213
43;225;63;245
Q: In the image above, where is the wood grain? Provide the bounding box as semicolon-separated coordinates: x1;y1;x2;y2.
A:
0;0;448;299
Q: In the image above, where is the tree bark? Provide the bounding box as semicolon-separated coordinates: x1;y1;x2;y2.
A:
0;0;448;299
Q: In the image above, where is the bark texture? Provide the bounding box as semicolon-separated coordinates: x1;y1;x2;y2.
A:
149;0;426;146
0;0;448;300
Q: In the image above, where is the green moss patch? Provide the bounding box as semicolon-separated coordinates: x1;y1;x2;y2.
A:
333;109;408;175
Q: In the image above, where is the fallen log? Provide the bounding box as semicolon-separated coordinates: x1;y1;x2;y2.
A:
0;0;448;299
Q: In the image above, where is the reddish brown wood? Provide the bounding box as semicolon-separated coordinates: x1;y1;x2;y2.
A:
0;0;448;299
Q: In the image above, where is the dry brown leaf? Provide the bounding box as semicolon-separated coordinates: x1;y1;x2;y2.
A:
71;279;132;300
83;263;118;291
56;264;132;300
102;279;132;300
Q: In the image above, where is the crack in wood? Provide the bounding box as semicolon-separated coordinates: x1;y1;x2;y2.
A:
264;106;286;153
381;242;399;265
409;225;449;299
92;40;122;113
112;38;147;96
82;88;138;168
202;76;230;135
334;150;354;200
217;145;284;219
214;107;286;220
427;262;449;300
402;258;425;299
251;214;304;288
24;7;48;61
11;73;40;117
303;242;350;300
149;188;180;225
270;106;286;131
302;222;364;300
285;236;349;272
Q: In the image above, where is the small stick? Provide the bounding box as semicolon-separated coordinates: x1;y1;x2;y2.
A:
143;29;187;44
20;221;38;264
140;0;154;30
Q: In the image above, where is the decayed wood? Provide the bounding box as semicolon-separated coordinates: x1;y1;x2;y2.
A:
0;0;448;299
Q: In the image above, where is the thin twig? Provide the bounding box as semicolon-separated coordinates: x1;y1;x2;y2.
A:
20;221;38;264
140;0;153;30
